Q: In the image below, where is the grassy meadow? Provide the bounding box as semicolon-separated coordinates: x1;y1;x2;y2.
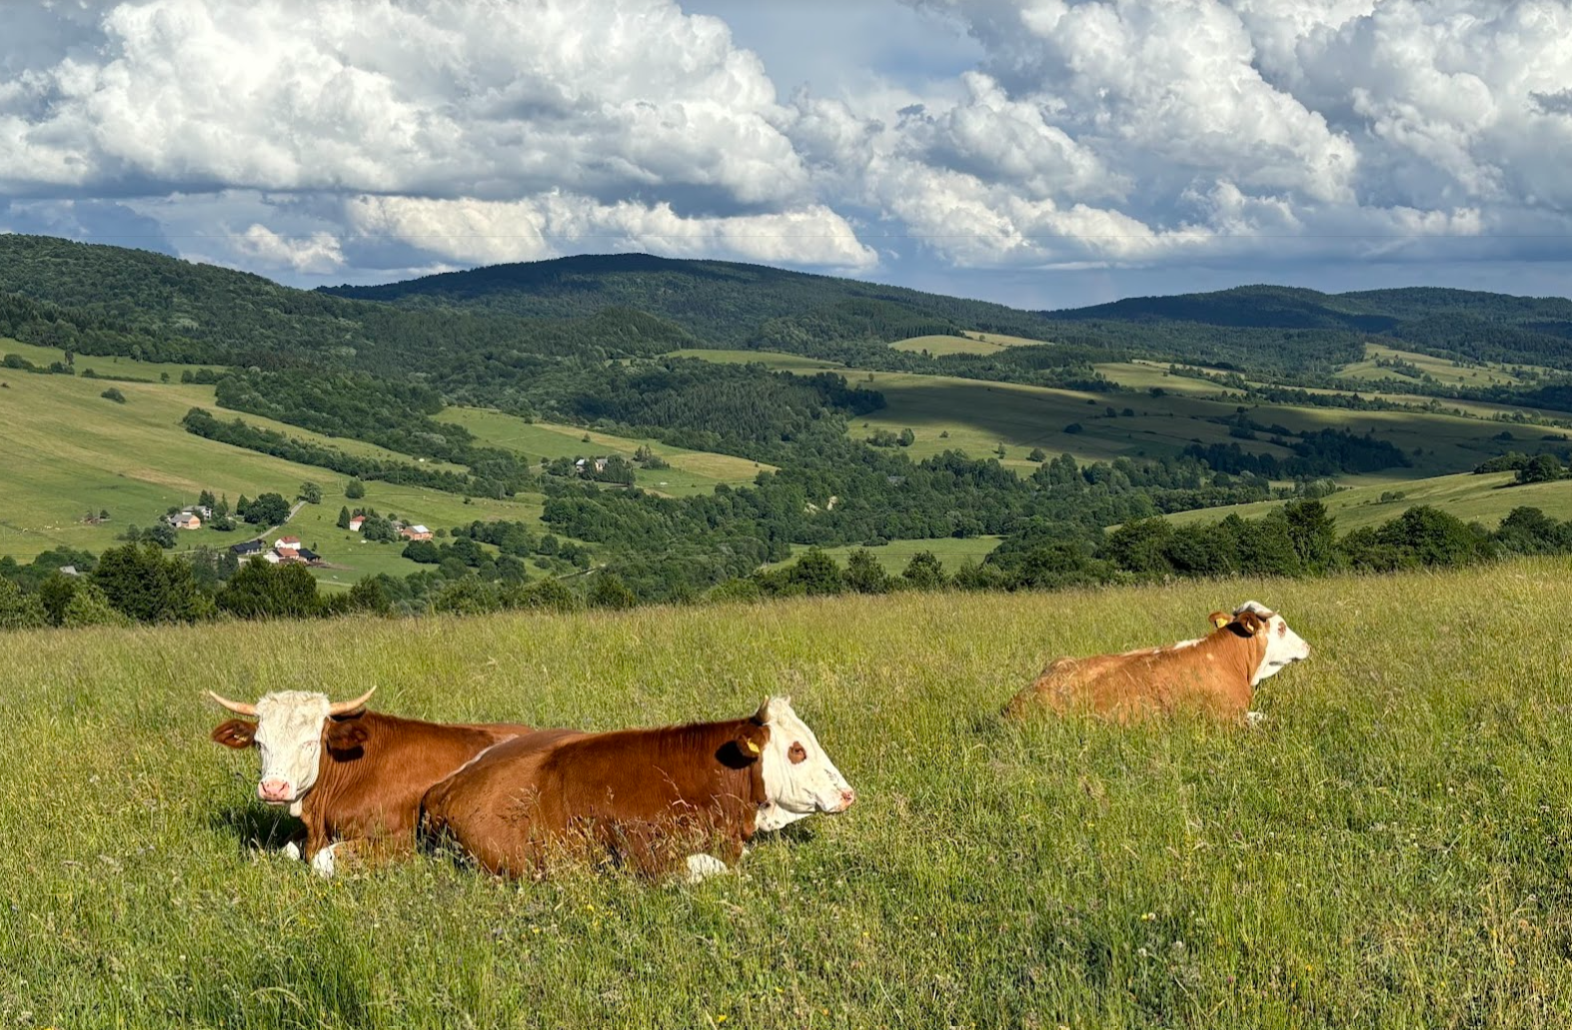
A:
1164;470;1572;532
0;339;556;580
4;559;1572;1027
889;331;1050;356
766;534;1004;573
668;345;1554;477
1332;344;1538;389
435;406;772;497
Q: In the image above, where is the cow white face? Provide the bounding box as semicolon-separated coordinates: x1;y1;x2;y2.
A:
1235;601;1312;685
210;691;332;806
209;687;376;807
754;696;856;832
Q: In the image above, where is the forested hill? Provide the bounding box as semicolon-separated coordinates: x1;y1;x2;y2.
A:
5;233;1572;374
321;252;1057;349
1047;284;1572;369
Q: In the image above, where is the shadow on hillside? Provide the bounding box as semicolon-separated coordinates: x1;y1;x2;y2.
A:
209;804;304;854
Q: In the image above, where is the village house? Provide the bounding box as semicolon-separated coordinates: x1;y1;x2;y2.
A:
348;515;365;532
166;511;202;530
400;524;433;542
229;540;265;558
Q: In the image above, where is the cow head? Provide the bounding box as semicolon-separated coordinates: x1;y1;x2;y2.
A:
208;687;376;806
751;696;856;832
1209;602;1311;685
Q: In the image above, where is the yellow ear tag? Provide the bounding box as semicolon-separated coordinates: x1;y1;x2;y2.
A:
744;739;761;755
1213;615;1230;629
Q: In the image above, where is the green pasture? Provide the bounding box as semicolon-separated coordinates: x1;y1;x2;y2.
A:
857;369;1549;476
664;348;846;372
766;535;1003;573
1333;343;1538;388
0;363;548;578
1165;470;1572;532
892;332;1035;356
4;560;1572;1026
1;337;217;381
436;407;772;497
849;370;1297;471
891;333;1006;356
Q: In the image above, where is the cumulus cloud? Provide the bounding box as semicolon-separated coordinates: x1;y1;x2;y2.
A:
232;224;344;273
0;0;808;205
1;0;1569;294
345;192;877;270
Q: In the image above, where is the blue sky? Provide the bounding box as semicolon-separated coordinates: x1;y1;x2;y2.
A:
3;0;1572;309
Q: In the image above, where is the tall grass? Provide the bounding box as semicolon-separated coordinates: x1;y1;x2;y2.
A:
2;559;1570;1028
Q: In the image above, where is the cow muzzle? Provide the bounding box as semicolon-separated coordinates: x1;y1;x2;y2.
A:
824;787;857;813
258;779;295;805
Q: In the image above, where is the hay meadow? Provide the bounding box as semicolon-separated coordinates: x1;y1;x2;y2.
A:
4;559;1572;1028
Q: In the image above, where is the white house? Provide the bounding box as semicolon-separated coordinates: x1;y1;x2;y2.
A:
348;515;365;532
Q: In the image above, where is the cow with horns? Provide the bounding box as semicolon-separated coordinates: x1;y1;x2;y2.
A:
208;687;533;876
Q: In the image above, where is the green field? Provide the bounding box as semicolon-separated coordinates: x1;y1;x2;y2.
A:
665;348;846;372
1094;360;1240;397
1333;344;1536;388
5;560;1572;1026
767;535;1003;572
436;407;773;497
0;350;551;579
890;333;1006;356
1;337;219;382
1165;470;1572;531
668;349;1540;477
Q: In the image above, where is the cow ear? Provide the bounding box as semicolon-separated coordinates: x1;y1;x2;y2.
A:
325;721;369;752
1208;611;1231;629
724;723;770;767
211;720;256;749
1234;611;1268;636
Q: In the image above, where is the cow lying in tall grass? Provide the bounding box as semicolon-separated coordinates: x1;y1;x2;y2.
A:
1004;601;1311;723
208;688;533;876
421;697;855;883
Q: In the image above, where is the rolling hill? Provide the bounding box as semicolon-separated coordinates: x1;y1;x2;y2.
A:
3;233;1571;607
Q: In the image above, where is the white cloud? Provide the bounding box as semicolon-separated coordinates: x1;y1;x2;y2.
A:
1;0;1570;294
345;192;877;271
0;0;807;205
233;223;344;273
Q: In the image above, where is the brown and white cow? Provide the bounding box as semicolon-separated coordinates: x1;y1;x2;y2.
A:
208;687;533;876
421;696;855;883
1003;601;1312;723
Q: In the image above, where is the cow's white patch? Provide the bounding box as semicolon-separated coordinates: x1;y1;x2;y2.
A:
683;853;730;883
1172;637;1201;649
311;843;337;878
250;691;333;806
755;696;856;832
1235;601;1312;685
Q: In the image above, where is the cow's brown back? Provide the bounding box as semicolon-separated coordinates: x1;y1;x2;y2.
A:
422;720;767;879
1005;625;1267;722
300;712;533;859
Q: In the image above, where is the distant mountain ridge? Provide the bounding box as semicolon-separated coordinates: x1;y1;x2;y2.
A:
1046;283;1572;330
3;233;1572;374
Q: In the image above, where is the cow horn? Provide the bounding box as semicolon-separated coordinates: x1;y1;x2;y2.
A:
754;696;772;724
328;686;377;716
206;690;257;717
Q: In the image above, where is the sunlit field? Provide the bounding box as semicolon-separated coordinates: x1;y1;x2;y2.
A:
4;559;1571;1027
